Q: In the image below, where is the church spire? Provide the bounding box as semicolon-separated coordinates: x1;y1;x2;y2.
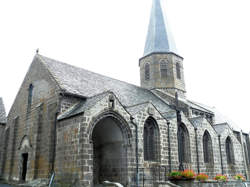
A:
143;0;178;57
139;0;186;98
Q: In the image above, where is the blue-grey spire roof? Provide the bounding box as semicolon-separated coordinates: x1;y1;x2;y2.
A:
143;0;178;57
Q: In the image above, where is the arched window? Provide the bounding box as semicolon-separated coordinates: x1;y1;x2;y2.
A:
203;131;213;163
144;117;159;161
225;136;234;164
176;62;181;79
145;63;150;81
27;84;33;112
177;123;190;163
160;60;168;79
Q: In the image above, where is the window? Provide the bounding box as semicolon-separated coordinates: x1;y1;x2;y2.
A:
160;60;168;79
27;84;33;112
145;63;150;80
203;131;213;163
225;136;234;164
178;123;190;163
176;62;181;79
109;95;115;109
144;117;159;161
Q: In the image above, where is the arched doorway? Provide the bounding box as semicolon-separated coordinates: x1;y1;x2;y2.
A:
19;135;32;182
91;116;128;185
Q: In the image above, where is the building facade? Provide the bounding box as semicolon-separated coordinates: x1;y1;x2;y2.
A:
0;0;250;186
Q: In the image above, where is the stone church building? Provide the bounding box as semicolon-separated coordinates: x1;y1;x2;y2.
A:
0;0;250;186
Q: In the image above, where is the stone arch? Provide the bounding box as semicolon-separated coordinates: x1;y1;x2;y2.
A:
88;110;132;145
225;136;234;164
19;135;32;151
177;123;190;163
143;116;160;161
88;110;131;185
203;130;213;163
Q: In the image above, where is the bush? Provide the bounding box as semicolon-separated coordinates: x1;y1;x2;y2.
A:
181;169;195;179
169;171;182;179
214;174;227;182
234;174;246;181
196;173;209;181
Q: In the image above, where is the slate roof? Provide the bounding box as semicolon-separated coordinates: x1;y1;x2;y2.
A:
189;117;204;128
126;103;149;115
187;100;213;114
143;0;178;57
213;123;230;135
37;55;173;117
189;100;241;131
0;97;7;124
58;92;109;120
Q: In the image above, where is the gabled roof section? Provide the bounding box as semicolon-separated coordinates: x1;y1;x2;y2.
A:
58;92;109;120
143;0;178;57
38;54;172;114
189;116;204;128
213;123;230;135
0;97;7;124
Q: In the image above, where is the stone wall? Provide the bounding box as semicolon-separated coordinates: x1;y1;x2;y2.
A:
0;56;61;181
139;53;186;98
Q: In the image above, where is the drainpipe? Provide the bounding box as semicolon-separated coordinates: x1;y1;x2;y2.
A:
51;111;59;174
218;135;224;174
194;128;200;174
51;95;62;175
130;116;139;187
167;121;172;173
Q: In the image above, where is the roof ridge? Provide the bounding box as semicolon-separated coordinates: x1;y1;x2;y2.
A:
38;54;148;91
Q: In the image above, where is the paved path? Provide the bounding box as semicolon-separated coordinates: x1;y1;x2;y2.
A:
0;184;16;187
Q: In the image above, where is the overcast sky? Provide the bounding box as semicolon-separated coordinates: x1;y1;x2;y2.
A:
0;0;249;132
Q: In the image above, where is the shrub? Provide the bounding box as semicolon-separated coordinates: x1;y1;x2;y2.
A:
214;174;227;182
181;169;195;179
234;174;246;181
169;171;182;179
196;173;209;181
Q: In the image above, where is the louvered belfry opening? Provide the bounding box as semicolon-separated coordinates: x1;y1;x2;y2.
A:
144;117;160;161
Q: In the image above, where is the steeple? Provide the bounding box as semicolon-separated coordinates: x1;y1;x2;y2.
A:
143;0;178;57
139;0;186;98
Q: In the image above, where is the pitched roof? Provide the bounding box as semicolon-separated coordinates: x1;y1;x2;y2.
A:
0;97;7;124
143;0;178;57
213;123;230;135
37;54;173;115
189;117;204;128
58;92;109;120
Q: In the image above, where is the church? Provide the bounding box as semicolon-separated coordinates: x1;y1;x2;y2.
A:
0;0;250;186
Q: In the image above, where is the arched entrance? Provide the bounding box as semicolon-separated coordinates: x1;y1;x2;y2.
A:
19;135;32;182
91;115;128;186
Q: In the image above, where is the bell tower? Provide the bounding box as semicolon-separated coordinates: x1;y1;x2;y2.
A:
139;0;186;98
